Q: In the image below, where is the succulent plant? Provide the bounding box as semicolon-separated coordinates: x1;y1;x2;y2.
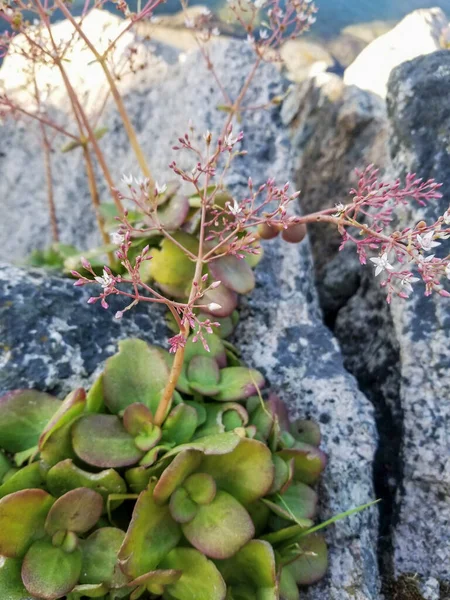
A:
0;336;328;600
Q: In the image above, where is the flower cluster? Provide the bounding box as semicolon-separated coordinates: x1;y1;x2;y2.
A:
332;166;449;302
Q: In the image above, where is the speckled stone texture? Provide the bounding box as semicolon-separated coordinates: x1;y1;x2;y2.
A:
0;36;380;599
336;51;450;591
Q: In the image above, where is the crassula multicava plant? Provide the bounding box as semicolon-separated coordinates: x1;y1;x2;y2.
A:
0;0;449;598
0;337;341;599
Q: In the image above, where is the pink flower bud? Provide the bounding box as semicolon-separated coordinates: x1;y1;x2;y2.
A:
210;280;221;289
87;297;97;304
115;311;124;319
81;257;91;270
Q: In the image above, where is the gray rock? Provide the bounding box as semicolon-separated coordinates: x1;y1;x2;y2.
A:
282;72;389;316
344;8;448;98
336;51;450;589
0;33;380;598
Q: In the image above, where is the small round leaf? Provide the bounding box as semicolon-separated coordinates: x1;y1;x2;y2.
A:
22;539;82;599
45;488;103;536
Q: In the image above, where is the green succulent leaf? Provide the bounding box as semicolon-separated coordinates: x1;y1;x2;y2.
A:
85;376;105;414
163;431;241;460
122;403;154;436
68;583;109;598
39;421;77;469
22;539;82;600
267;455;291;495
129;569;181;597
160;547;226;600
265;482;318;523
39;389;86;452
149;233;198;291
0;390;60;453
184;473;216;505
182;491;254;560
45;488;103;536
214;367;265;402
103;339;170;416
162;404;198;446
72;415;144;468
184;334;227;368
208;255;255;295
0;556;35;600
79;528;127;588
291;419;321;446
279;566;300;600
283;534;328;585
0;462;46;499
186;356;220;396
118;485;181;579
169;488;198;524
153;449;203;505
217;540;277;599
125;466;153;494
201;438;274;505
276;444;327;485
0;489;54;557
195;403;248;439
46;459;126;503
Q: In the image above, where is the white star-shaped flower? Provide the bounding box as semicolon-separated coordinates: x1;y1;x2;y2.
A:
226;198;242;216
400;274;420;294
417;231;441;251
95;269;114;289
110;231;125;245
121;173;133;186
370;252;394;277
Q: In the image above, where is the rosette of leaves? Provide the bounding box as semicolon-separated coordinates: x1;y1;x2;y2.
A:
0;337;328;599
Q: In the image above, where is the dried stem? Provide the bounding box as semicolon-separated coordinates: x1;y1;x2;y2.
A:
55;0;154;186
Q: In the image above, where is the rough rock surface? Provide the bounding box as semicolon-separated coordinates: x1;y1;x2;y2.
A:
281;72;389;316
336;51;450;591
0;34;380;599
344;8;447;98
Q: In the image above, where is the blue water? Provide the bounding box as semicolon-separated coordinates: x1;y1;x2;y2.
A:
153;0;450;39
2;0;450;40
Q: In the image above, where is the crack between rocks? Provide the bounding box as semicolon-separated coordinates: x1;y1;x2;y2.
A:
320;286;406;598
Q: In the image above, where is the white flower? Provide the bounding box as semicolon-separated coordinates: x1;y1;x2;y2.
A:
254;0;266;8
370;252;394;277
226;198;242;216
211;27;220;36
110;231;125;245
332;202;345;217
95;269;114;289
135;176;150;189
184;18;194;28
400;274;420;294
417;231;441;252
446;264;450;280
417;253;435;264
259;28;269;40
247;34;255;45
201;7;211;15
443;209;450;225
155;181;167;195
121;173;133;186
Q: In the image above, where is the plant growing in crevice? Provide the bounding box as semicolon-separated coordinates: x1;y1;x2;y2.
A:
0;336;348;600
